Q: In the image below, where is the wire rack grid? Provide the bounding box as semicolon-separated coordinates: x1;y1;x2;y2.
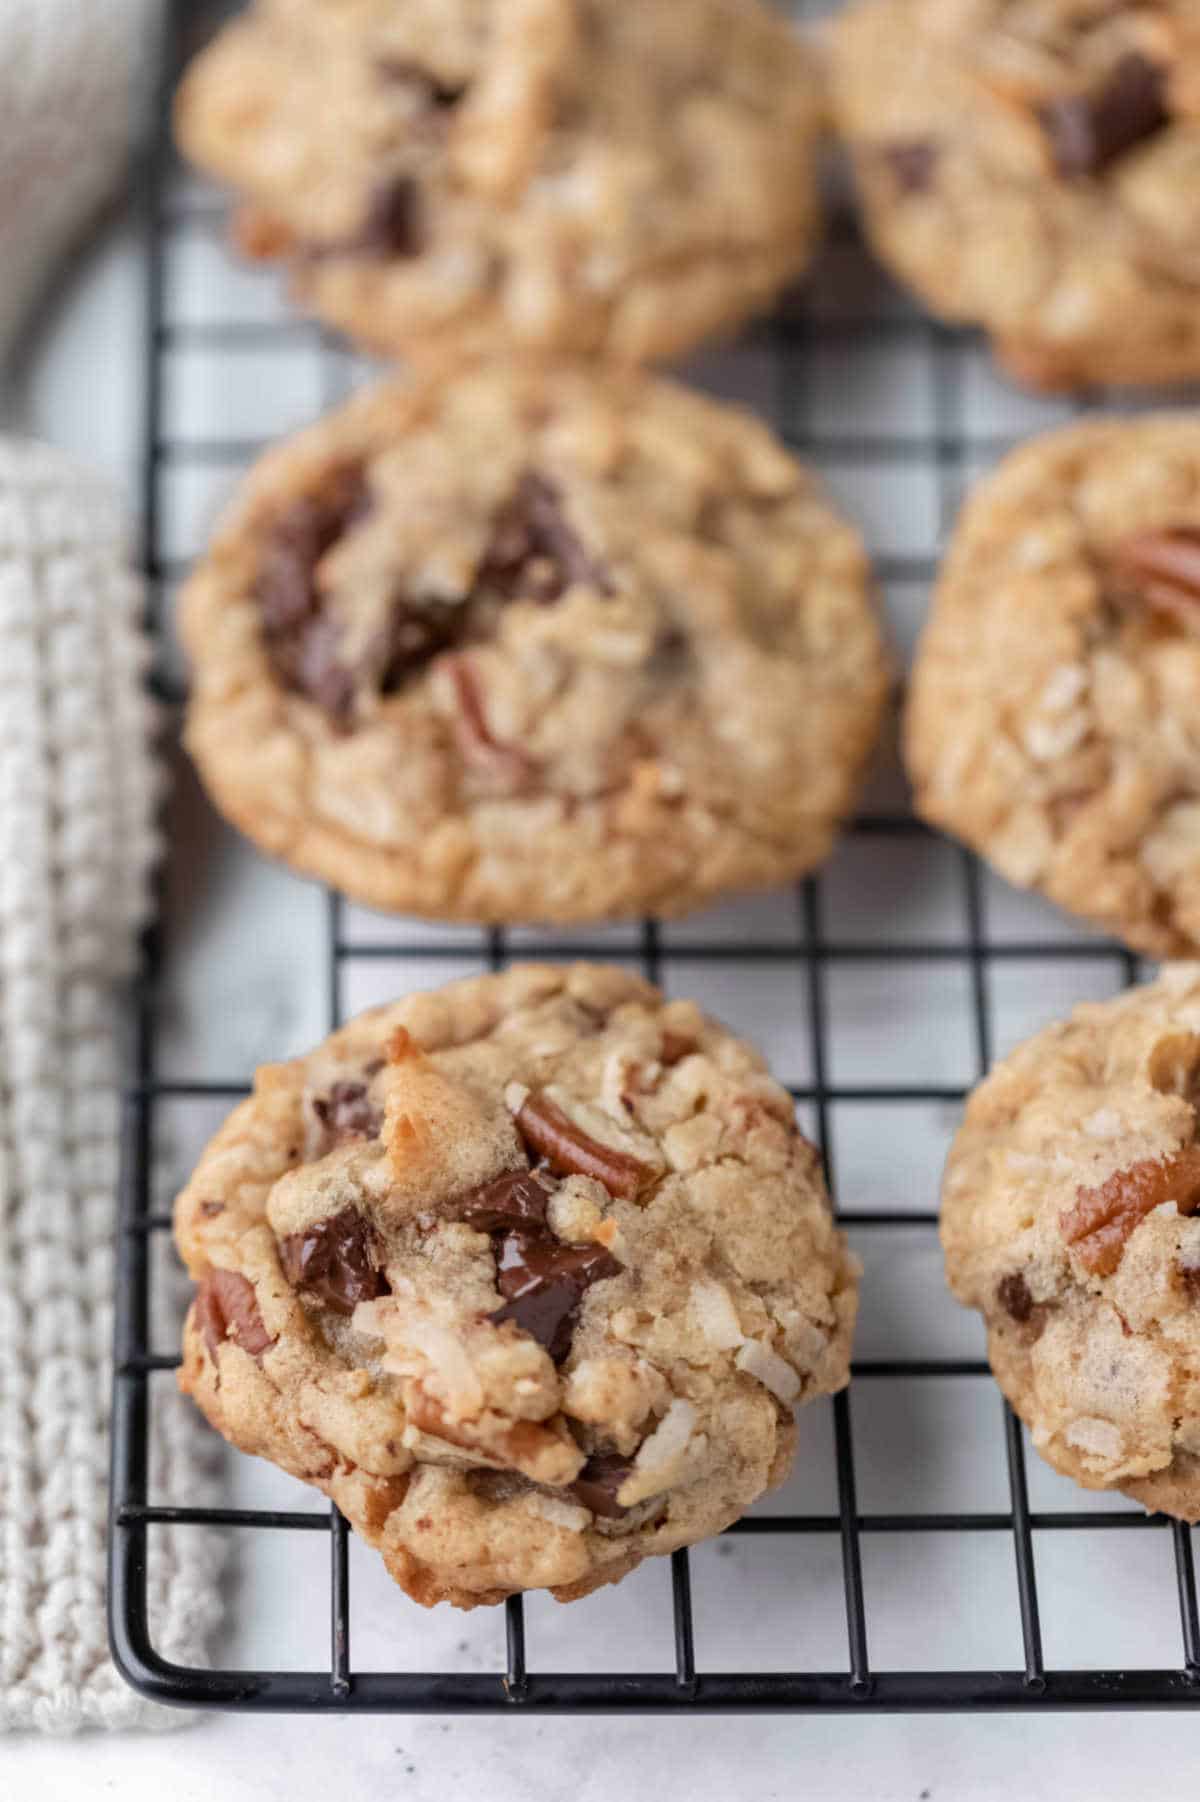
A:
109;0;1200;1713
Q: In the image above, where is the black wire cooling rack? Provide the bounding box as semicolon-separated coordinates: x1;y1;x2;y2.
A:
108;0;1200;1713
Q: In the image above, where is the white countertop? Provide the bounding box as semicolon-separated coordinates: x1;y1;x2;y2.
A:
4;201;1200;1802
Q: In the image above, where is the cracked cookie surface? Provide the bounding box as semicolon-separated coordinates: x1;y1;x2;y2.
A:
830;0;1200;389
906;413;1200;958
174;963;859;1607
942;965;1200;1519
174;0;822;367
181;360;887;924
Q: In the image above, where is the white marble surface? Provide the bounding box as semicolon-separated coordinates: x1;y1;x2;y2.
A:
4;179;1200;1801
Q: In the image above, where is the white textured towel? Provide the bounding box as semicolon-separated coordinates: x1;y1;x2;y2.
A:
0;444;220;1732
0;1;157;368
0;0;225;1734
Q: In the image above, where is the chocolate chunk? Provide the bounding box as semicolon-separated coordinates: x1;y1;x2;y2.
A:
376;56;466;114
514;1090;652;1201
278;1205;389;1314
312;1080;383;1143
880;139;938;194
257;467;369;719
260;466;616;726
491;1228;622;1362
659;1031;697;1067
358;175;426;258
375;596;460;693
1181;1258;1200;1301
456;1168;554;1232
478;472;614;604
1039;53;1169;178
997;1272;1034;1323
198;1200;225;1218
569;1450;634;1518
1113;526;1200;625
196;1269;274;1361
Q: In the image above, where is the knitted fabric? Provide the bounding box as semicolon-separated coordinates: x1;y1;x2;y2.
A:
0;440;221;1732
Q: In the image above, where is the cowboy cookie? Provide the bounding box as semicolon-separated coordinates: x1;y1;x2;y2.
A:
181;361;888;923
175;0;823;366
175;964;860;1606
942;965;1200;1519
830;1;1200;389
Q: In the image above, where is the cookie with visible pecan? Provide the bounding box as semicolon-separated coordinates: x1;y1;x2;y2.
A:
942;965;1200;1521
174;0;823;368
174;963;859;1607
181;360;887;923
907;413;1200;958
831;0;1200;389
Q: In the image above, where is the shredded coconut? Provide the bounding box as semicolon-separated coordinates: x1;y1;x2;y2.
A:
618;1398;697;1506
735;1338;802;1404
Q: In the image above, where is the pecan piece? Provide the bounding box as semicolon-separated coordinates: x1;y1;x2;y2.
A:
1060;1146;1200;1276
513;1090;652;1201
278;1205;389;1315
1113;527;1200;629
445;655;536;787
195;1269;274;1361
1038;53;1169;178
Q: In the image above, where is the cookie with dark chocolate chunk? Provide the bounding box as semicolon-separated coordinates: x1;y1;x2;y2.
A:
832;1;1200;390
174;0;824;367
943;965;1200;1523
175;963;860;1607
181;360;887;924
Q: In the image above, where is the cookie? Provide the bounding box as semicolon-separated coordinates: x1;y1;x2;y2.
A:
181;360;888;924
942;965;1200;1520
906;413;1200;958
174;0;823;367
174;963;859;1607
830;1;1200;390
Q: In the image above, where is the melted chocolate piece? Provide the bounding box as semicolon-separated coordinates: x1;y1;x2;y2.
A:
376;56;466;115
1181;1258;1200;1302
569;1450;634;1518
312;1080;383;1143
997;1272;1034;1323
491;1228;622;1363
456;1168;554;1232
375;596;461;693
478;472;614;603
1039;53;1169;177
196;1269;274;1361
279;1205;389;1314
257;467;369;719
358;175;426;258
880;139;939;194
259;467;612;726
